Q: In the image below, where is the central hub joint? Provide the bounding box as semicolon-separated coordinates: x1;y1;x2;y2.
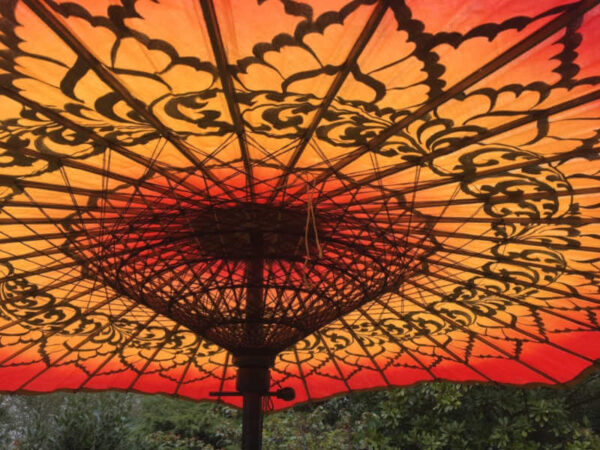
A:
234;354;275;395
191;203;323;261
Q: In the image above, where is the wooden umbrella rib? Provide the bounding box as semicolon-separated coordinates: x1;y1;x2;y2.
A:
0;287;116;335
0;175;143;205
355;307;439;380
424;257;600;306
386;186;600;210
270;1;390;198
0;277;96;319
17;300;145;390
312;330;354;391
198;0;254;199
0;287;135;369
22;0;237;200
370;296;502;384
0;174;200;209
354;140;600;206
336;315;392;386
321;87;600;201
173;338;205;396
406;278;596;363
0;86;209;198
0;200;175;214
291;346;313;402
78;311;162;389
299;0;600;193
412;228;600;254
211;352;232;404
409;271;596;333
1;143;202;207
0;229;197;265
394;290;562;383
125;324;181;391
0;226;153;246
418;241;593;279
0;232;197;284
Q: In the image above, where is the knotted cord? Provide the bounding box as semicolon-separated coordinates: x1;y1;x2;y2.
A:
302;178;323;289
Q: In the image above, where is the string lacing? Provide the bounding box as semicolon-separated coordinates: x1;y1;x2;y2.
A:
302;178;323;289
262;394;274;412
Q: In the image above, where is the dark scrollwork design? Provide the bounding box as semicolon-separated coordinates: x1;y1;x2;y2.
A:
0;262;78;332
0;0;598;386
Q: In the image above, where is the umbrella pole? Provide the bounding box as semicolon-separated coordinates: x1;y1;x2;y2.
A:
238;230;270;449
236;361;271;450
242;390;264;449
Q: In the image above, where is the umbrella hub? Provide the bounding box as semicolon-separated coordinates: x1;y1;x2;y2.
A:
187;203;325;260
64;174;434;355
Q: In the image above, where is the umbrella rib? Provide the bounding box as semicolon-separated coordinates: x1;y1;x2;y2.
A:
0;201;195;214
125;324;181;391
291;346;313;402
17;300;144;391
0;273;96;309
356;140;600;207
173;338;205;396
412;228;600;254
407;277;596;364
212;352;232;404
0;287;118;336
386;186;600;210
408;286;536;383
312;330;353;392
22;0;236;200
78;311;163;389
417;268;597;331
289;0;600;200
57;164;104;260
397;289;562;384
0;87;209;198
0;207;95;283
198;0;254;200
270;1;390;199
0;205;74;268
0;229;96;245
0;176;198;206
419;241;592;279
0;143;204;207
0;286;134;369
336;315;391;387
0;232;196;283
425;257;600;306
319;87;600;202
355;307;439;380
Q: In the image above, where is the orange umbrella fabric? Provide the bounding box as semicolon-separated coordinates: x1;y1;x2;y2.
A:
0;0;599;417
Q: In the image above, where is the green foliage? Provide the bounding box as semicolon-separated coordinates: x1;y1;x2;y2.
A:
8;393;134;450
261;374;600;449
0;372;598;449
128;396;240;449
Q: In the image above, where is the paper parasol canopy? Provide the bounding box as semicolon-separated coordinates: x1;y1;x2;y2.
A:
0;0;599;426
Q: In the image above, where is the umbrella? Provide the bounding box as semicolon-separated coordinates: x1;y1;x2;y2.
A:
1;0;600;447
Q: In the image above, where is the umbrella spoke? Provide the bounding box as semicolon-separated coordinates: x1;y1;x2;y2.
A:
199;0;254;200
396;290;562;383
405;277;596;363
289;0;600;199
411;271;597;331
0;1;598;433
270;1;390;200
320;88;600;202
22;0;240;201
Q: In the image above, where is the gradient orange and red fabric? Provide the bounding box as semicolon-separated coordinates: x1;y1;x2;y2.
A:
0;0;599;409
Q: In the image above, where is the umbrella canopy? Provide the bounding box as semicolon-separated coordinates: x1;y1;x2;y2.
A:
1;0;600;439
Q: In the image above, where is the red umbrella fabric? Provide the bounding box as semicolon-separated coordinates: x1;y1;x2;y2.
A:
0;0;599;431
